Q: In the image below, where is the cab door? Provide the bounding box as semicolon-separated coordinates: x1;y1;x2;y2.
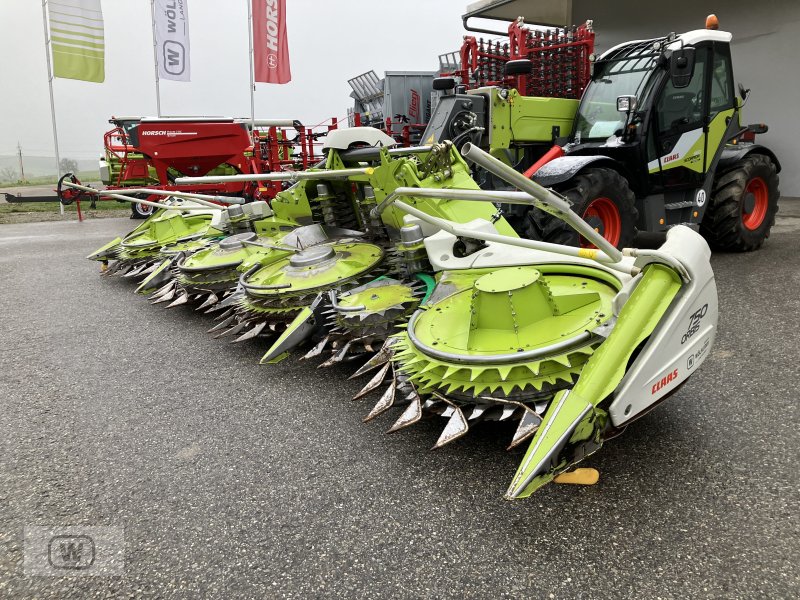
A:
704;43;737;164
647;44;710;191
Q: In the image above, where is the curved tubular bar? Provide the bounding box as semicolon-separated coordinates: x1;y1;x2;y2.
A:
174;167;373;185
371;186;537;219
97;187;245;205
61;182;224;211
238;264;292;292
407;310;595;364
389;196;633;274
327;290;366;313
460;143;624;263
337;145;434;162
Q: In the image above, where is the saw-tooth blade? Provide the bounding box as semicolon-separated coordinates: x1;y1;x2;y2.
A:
353;361;391;400
468;405;488;421
103;260;122;276
214;290;243;311
207;314;236;333
499;406;517;421
151;288;176;304
123;263;146;278
232;320;268;343
196;292;219;311
349;344;395;379
363;379;396;422
422;399;438;411
213;307;235;322
149;280;176;300
139;263;159;276
507;409;543;450
319;341;351;368
166;293;189;308
215;319;249;338
432;407;469;449
301;336;330;360
386;390;422;433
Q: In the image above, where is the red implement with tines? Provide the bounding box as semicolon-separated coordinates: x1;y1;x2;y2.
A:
445;18;594;100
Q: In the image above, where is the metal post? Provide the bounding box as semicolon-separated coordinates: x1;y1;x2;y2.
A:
247;0;256;129
150;0;162;117
17;142;25;182
40;0;63;214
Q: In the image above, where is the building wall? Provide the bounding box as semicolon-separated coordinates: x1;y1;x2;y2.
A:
570;0;799;195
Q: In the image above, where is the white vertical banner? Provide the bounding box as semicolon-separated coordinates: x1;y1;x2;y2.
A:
154;0;190;81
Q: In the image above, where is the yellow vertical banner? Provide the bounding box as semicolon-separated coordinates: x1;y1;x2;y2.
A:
47;0;105;83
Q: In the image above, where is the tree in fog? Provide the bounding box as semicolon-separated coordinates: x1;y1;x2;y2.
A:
60;158;79;174
0;166;18;183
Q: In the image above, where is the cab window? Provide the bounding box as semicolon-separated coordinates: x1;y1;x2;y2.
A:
709;45;735;117
656;47;708;133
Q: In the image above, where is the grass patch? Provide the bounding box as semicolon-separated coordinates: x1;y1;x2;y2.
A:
0;171;98;188
0;201;130;225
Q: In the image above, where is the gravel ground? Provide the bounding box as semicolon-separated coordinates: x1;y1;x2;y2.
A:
0;206;798;599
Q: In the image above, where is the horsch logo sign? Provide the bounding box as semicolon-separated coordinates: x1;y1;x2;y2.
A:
253;0;291;83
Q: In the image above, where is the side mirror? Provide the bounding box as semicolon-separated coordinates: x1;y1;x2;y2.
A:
432;77;456;92
504;59;533;76
669;47;696;88
617;95;637;113
738;82;750;101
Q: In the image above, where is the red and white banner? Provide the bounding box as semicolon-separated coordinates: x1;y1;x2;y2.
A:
252;0;291;84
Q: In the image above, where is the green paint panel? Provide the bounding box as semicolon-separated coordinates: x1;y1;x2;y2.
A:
507;263;683;498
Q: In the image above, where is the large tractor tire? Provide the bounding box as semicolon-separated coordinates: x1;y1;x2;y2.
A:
521;167;637;249
700;154;779;252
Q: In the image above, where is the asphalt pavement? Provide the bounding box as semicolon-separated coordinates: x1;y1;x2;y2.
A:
0;205;798;598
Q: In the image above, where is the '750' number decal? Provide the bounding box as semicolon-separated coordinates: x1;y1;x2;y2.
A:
681;304;708;344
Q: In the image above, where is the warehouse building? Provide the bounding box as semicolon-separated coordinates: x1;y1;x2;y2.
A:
465;0;799;195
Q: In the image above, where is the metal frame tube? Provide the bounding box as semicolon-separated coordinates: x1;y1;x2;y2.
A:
96;187;244;207
460;143;624;262
248;119;303;128
174;167;373;185
337;145;434;162
372;186;537;218
61;182;224;211
391;198;630;272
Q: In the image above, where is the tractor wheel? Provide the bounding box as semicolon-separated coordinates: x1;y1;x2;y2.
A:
521;167;637;249
130;195;156;220
700;154;779;251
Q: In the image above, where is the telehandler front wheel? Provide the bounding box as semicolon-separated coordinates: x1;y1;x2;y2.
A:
700;154;779;251
521;167;637;249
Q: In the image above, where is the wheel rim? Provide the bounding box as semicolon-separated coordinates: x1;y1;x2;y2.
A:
581;197;622;248
742;176;769;231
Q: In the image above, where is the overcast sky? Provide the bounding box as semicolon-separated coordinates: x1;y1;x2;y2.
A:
0;0;469;164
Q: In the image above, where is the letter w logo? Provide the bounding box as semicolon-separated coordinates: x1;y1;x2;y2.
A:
59;542;83;565
47;534;95;570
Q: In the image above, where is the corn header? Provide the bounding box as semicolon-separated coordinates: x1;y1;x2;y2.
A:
81;128;718;498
